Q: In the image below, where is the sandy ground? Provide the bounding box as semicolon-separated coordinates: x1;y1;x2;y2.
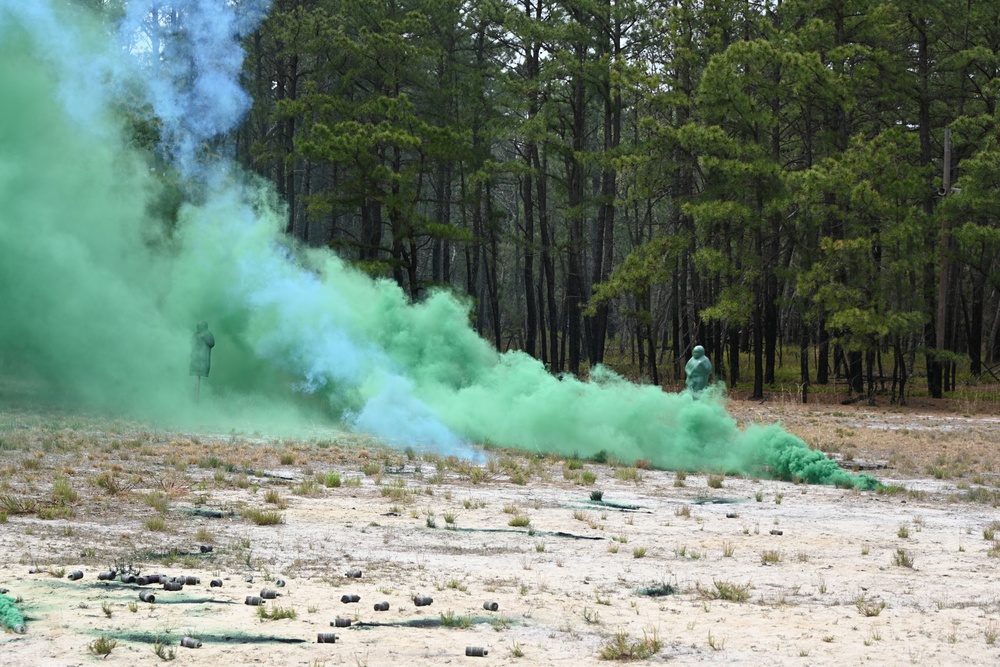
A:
2;398;1000;665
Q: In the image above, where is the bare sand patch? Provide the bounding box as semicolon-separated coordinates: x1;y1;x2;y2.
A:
2;399;1000;665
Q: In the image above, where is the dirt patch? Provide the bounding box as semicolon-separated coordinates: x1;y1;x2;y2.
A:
2;399;1000;665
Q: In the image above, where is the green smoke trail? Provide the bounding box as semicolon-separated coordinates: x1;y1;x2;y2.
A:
0;2;876;489
0;594;26;634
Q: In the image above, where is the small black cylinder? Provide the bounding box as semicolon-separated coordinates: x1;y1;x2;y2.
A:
331;618;352;627
139;591;156;603
260;588;278;599
163;581;183;591
245;595;262;606
180;636;202;649
483;601;499;612
199;545;213;553
345;569;362;578
97;571;116;581
373;601;390;611
466;646;488;657
413;596;433;607
317;633;338;643
67;571;83;581
340;594;360;603
210;579;223;588
183;576;200;585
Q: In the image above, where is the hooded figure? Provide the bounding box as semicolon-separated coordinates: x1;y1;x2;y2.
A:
189;321;215;377
684;345;712;394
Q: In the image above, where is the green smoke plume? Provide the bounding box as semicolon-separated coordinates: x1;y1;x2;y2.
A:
0;1;876;489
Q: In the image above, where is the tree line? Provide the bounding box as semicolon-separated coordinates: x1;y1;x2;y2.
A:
230;0;1000;403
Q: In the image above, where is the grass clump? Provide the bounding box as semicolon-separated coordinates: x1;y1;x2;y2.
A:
984;521;1000;541
243;508;285;526
88;635;117;656
598;628;662;660
153;638;176;661
853;592;886;617
141;491;171;513
324;472;341;488
0;493;38;515
257;604;297;620
760;550;782;565
707;474;724;489
93;470;139;495
264;489;286;506
892;548;914;568
51;477;79;506
508;514;531;528
143;515;167;532
614;467;641;483
698;579;751;602
293;478;322;497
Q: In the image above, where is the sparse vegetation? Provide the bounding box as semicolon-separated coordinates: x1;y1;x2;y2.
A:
88;635;117;656
244;508;285;525
143;515;167;531
760;549;782;565
153;638;176;661
854;592;886;617
598;628;661;660
984;522;1000;541
892;548;914;568
257;604;297;620
698;580;751;602
614;467;641;483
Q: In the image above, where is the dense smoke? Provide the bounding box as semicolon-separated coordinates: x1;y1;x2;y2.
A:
0;1;876;487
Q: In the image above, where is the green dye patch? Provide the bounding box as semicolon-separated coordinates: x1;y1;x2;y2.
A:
453;527;603;541
140;546;221;559
586;499;646;511
355;616;501;630
92;630;305;645
177;508;235;519
637;584;676;597
0;594;26;632
690;498;742;505
142;597;233;605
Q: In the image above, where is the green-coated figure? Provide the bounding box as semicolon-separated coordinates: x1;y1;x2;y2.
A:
684;345;712;394
190;321;215;402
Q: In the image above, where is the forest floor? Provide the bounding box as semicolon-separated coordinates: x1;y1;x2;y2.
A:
2;394;1000;666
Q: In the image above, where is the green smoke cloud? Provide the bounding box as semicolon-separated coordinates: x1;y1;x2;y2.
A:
0;2;876;489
